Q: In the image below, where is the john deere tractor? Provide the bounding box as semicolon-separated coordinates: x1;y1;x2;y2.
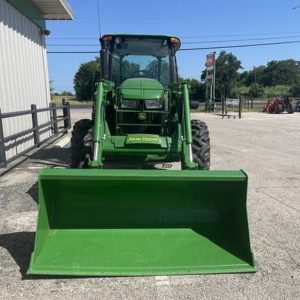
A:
28;34;256;276
70;35;210;170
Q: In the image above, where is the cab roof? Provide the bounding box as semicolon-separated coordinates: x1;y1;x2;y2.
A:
101;34;181;51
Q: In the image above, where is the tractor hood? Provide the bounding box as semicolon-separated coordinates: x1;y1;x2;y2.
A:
120;78;163;100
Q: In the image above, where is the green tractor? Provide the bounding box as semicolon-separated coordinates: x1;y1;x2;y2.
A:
70;35;210;170
28;34;256;276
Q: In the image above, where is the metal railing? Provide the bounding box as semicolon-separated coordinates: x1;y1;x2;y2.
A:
201;98;243;118
0;99;71;167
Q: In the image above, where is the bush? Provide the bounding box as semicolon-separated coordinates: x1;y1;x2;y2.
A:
248;83;264;98
231;86;250;97
289;83;300;97
264;85;291;97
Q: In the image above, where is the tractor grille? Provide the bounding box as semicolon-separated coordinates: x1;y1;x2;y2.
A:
117;111;166;134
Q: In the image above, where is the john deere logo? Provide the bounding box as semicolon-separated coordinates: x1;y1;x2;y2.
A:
127;136;160;143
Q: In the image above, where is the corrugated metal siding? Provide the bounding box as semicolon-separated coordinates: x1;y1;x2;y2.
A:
0;0;51;160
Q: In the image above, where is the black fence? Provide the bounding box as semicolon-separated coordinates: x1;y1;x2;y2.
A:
202;98;243;118
0;99;71;167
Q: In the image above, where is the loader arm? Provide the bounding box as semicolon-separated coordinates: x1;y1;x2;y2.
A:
181;83;198;170
89;81;114;168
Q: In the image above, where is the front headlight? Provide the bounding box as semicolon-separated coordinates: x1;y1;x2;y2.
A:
121;99;138;109
145;99;163;109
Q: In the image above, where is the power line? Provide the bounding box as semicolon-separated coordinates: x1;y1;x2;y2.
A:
46;35;300;47
181;35;300;45
48;37;98;40
180;31;300;39
48;51;99;54
47;44;99;46
47;31;300;41
180;40;300;51
46;39;300;54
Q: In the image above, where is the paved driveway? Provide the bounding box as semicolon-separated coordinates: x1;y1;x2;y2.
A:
0;111;299;299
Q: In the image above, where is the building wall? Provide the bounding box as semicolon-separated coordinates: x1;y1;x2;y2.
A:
0;0;51;161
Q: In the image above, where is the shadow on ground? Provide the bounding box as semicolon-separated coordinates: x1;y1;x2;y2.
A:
26;182;38;204
0;232;85;280
0;232;34;278
29;147;70;167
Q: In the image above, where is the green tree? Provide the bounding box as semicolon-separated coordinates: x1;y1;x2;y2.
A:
262;60;300;86
239;66;266;86
202;51;242;99
248;83;264;98
264;85;291;97
74;57;100;101
289;83;300;97
180;78;205;101
231;85;250;97
216;51;242;98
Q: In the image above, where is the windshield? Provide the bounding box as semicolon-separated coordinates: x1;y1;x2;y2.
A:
110;37;171;86
112;54;170;86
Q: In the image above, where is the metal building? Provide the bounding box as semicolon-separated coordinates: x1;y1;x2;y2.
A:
0;0;73;163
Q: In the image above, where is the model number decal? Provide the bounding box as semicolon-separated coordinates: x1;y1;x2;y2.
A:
127;137;160;143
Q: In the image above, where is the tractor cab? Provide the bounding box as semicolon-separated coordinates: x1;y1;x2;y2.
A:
100;35;181;135
100;34;181;86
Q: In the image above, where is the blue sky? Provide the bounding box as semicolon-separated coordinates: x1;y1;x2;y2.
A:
46;0;300;93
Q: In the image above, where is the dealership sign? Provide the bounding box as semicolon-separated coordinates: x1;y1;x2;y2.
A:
206;74;213;86
205;52;215;71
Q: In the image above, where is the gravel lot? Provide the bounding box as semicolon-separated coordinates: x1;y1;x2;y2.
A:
0;110;299;299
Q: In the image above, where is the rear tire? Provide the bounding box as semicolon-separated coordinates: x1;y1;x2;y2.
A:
274;104;281;114
70;119;93;168
191;120;210;170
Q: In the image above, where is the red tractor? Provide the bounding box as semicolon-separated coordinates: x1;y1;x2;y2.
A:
263;96;294;114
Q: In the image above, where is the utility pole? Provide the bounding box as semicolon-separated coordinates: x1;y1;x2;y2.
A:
205;52;216;112
213;55;216;111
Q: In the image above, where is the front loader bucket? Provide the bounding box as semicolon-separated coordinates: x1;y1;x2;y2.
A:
28;169;256;276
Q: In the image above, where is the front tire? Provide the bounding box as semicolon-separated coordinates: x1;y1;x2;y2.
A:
70;119;93;168
191;120;210;170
